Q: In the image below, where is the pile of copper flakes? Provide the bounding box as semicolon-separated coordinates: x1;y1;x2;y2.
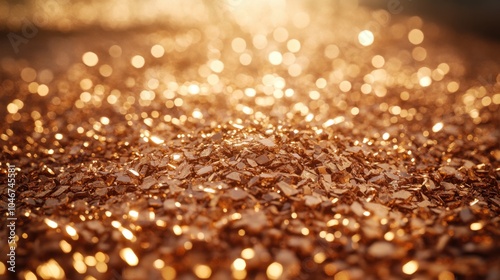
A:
1;1;500;280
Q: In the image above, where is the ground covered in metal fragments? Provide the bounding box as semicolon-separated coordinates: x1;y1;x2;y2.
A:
1;1;500;279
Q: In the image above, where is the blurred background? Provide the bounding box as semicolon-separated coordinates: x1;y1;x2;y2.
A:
1;0;499;125
359;0;500;40
1;0;500;39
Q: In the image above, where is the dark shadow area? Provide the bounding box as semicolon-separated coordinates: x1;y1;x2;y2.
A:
360;0;500;41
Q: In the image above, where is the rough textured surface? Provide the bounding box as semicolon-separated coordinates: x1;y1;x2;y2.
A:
1;1;500;279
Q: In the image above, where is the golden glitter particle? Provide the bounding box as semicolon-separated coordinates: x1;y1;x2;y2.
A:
402;260;419;275
334;270;350;280
173;225;182;235
408;29;424;45
324;263;338;276
174;98;183;107
231;213;242;220
287;39;301;53
241;248;255;259
419;76;432;87
361;83;372;94
316;78;327;88
151;44;165;58
447;81;460;93
323;116;345;128
73;252;83;261
209;60;224;73
0;262;5;274
412;46;427;61
193;264;212;279
150;135;165;144
313;252;326;264
131;55;145;68
432;122;444;133
232;37;247;53
39;69;53;83
44;218;58;229
382;132;390;141
7;102;20;114
306;113;314;122
342;219;349;226
327;219;339;227
65;225;78;239
84;256;97;267
184;241;193;250
121;228;134;240
148;78;159;89
439;271;455;280
325;44;340;59
232;258;246;271
95;252;106;263
239;53;252;65
25;271;37;280
481;96;492;106
96;262;107;273
73;259;87;274
100;116;110;125
358;30;374;46
140;90;156;101
371;55;385;68
129;210;139;219
266;262;283;279
36;259;65;279
161;266;177;280
268;51;283;65
82;52;99;67
37;84;49;96
109;45;122;57
273;27;289;42
80;78;93;90
153;259;165;269
288;63;302;76
438;62;450;73
28;82;39;93
400;91;410;100
59;240;72;253
470;199;479;207
309;90;320;100
188;84;200;95
119;248;139;266
99;64;113;77
339;80;352;92
233;269;247;280
21;67;37;82
492;93;500;104
252;34;267;49
470;222;483;231
384;231;395;241
129;169;139;177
